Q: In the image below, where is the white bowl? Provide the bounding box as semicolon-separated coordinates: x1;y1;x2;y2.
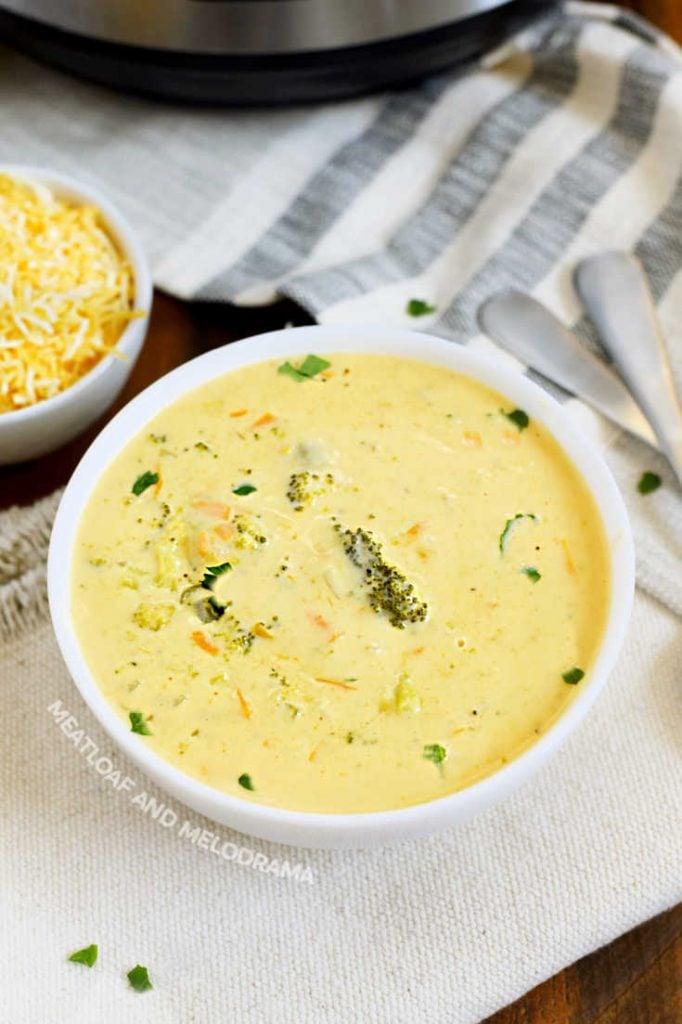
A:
48;325;634;849
0;164;152;465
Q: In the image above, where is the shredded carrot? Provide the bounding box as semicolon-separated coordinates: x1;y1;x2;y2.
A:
251;412;276;429
462;431;482;448
417;548;429;561
229;409;248;417
197;530;213;559
191;630;219;655
561;538;577;575
214;522;235;541
236;688;251;719
194;500;232;520
153;468;163;497
310;612;331;631
408;646;425;656
252;623;273;639
314;677;357;691
403;522;422;540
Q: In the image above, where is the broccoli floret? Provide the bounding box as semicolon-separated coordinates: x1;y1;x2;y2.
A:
119;565;148;590
380;672;422;713
215;614;255;654
286;471;334;510
335;524;428;628
154;517;188;590
233;514;267;550
132;602;175;631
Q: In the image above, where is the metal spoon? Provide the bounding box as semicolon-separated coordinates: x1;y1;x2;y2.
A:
575;252;682;486
478;291;658;448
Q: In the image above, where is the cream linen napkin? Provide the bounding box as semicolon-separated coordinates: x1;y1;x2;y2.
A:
0;594;679;1024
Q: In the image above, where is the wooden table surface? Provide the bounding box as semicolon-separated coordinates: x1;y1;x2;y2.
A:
2;1;680;1021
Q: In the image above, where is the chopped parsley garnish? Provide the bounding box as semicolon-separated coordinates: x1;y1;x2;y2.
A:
129;711;152;736
637;471;662;495
278;354;330;382
232;484;257;496
336;524;428;628
406;298;436;317
562;667;585;685
67;944;98;967
238;773;255;791
207;595;226;618
181;563;233;622
502;408;529;431
521;566;541;583
131;471;159;496
423;743;446;765
499;513;537;554
200;562;232;589
127;964;153;992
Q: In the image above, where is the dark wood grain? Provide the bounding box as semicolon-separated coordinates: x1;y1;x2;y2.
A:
1;2;679;1022
614;0;682;39
484;905;682;1024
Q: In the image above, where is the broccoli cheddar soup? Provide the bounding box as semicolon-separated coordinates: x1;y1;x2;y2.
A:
72;352;610;814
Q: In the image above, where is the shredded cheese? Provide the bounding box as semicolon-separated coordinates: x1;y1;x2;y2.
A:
0;173;140;412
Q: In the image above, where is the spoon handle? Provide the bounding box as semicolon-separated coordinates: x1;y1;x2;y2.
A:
575;252;682;485
478;291;658;448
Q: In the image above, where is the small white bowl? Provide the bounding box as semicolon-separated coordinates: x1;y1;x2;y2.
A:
0;165;152;465
48;325;634;849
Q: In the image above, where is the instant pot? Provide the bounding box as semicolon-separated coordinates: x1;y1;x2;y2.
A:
0;1;557;104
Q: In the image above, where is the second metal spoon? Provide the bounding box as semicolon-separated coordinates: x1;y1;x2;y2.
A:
575;251;682;486
478;290;657;448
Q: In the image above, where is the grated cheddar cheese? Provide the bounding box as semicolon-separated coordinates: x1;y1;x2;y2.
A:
0;173;140;413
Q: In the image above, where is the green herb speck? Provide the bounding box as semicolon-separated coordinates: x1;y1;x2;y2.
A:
131;471;159;496
129;711;152;736
200;562;232;590
406;298;436;317
562;667;585;685
127;964;153;992
67;944;98;968
521;566;541;583
238;773;255;791
499;512;537;554
637;471;662;495
423;743;446;765
278;354;330;382
232;484;257;496
502;408;529;431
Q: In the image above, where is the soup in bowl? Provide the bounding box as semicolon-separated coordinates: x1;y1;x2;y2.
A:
49;325;634;848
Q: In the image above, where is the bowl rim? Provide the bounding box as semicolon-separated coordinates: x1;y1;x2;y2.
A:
0;163;152;424
48;324;635;841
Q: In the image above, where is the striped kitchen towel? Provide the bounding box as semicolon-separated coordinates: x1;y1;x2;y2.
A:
1;1;680;614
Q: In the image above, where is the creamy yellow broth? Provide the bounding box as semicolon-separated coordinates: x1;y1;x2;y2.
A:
71;353;610;813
